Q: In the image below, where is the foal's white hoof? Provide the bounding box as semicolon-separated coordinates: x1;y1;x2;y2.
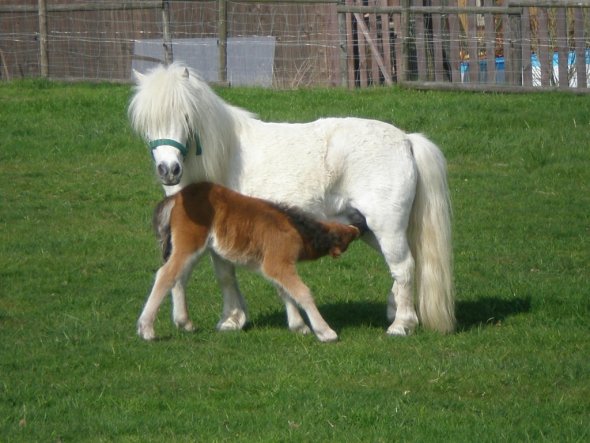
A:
316;329;338;343
291;324;312;335
175;319;196;332
217;309;247;331
137;323;156;341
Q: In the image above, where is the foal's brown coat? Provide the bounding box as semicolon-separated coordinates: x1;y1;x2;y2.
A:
137;182;362;342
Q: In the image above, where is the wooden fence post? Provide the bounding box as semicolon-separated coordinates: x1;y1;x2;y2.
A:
398;0;409;82
555;6;568;89
218;0;227;83
483;0;496;84
573;6;587;89
162;0;173;65
337;0;348;87
38;0;48;77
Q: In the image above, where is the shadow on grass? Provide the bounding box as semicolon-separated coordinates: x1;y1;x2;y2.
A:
253;296;532;334
456;296;532;331
252;301;388;331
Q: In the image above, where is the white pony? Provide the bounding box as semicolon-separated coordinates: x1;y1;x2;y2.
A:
129;62;455;336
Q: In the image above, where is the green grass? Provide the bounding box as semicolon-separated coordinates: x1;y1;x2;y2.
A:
1;80;589;442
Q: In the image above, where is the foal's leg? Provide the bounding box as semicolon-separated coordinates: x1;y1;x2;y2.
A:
211;252;248;331
171;272;196;332
264;263;337;342
138;252;202;340
138;261;181;340
276;287;311;335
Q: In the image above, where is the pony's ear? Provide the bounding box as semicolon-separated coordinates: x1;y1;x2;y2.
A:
132;69;145;83
182;68;190;79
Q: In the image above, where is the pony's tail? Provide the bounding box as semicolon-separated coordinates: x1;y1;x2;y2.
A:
153;197;176;262
407;134;455;333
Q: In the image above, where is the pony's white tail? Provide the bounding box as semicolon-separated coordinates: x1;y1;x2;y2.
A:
407;134;455;333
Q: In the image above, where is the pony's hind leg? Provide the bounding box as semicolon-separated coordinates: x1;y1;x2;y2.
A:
211;252;248;331
380;236;419;336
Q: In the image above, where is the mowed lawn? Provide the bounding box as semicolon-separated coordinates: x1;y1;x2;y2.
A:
0;80;588;442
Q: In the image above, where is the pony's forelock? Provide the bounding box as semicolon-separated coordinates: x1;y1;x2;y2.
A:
129;62;254;182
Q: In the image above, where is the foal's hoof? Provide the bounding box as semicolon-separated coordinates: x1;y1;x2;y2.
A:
175;319;196;332
316;329;339;343
290;323;312;335
137;324;156;341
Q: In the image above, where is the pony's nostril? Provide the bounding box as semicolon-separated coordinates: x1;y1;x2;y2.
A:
157;164;168;177
171;163;181;176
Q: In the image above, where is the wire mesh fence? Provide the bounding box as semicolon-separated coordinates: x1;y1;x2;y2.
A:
1;0;589;91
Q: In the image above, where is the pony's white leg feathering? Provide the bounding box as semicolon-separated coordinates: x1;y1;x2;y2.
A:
407;134;455;334
211;253;248;331
377;234;419;336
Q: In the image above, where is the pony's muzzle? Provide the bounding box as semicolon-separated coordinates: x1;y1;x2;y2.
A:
156;161;183;186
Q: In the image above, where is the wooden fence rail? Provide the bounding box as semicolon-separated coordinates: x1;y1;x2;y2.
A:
340;0;590;91
0;0;589;91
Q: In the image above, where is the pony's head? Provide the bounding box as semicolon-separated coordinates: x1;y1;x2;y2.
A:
129;62;251;188
129;64;204;186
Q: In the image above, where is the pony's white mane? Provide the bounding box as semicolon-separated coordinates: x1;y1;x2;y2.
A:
128;62;254;182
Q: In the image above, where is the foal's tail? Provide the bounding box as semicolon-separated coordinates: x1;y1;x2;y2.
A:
407;134;455;333
153;196;176;262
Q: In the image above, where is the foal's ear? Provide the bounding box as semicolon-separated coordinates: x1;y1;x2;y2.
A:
182;68;190;79
132;69;145;83
329;246;343;258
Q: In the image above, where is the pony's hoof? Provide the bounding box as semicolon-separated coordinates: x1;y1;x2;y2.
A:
217;309;247;331
316;329;338;343
386;323;413;336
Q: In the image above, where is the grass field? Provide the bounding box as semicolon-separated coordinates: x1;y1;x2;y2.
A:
1;80;589;442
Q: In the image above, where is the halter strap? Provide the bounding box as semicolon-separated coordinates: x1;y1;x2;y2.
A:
148;139;189;158
148;133;202;157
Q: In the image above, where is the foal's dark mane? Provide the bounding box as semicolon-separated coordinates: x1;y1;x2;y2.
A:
269;203;365;256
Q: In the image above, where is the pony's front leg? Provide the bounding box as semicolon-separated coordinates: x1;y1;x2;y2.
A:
210;252;248;331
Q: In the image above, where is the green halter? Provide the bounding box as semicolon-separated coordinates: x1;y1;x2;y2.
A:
148;133;202;158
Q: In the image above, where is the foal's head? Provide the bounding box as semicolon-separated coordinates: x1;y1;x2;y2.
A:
326;224;361;258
